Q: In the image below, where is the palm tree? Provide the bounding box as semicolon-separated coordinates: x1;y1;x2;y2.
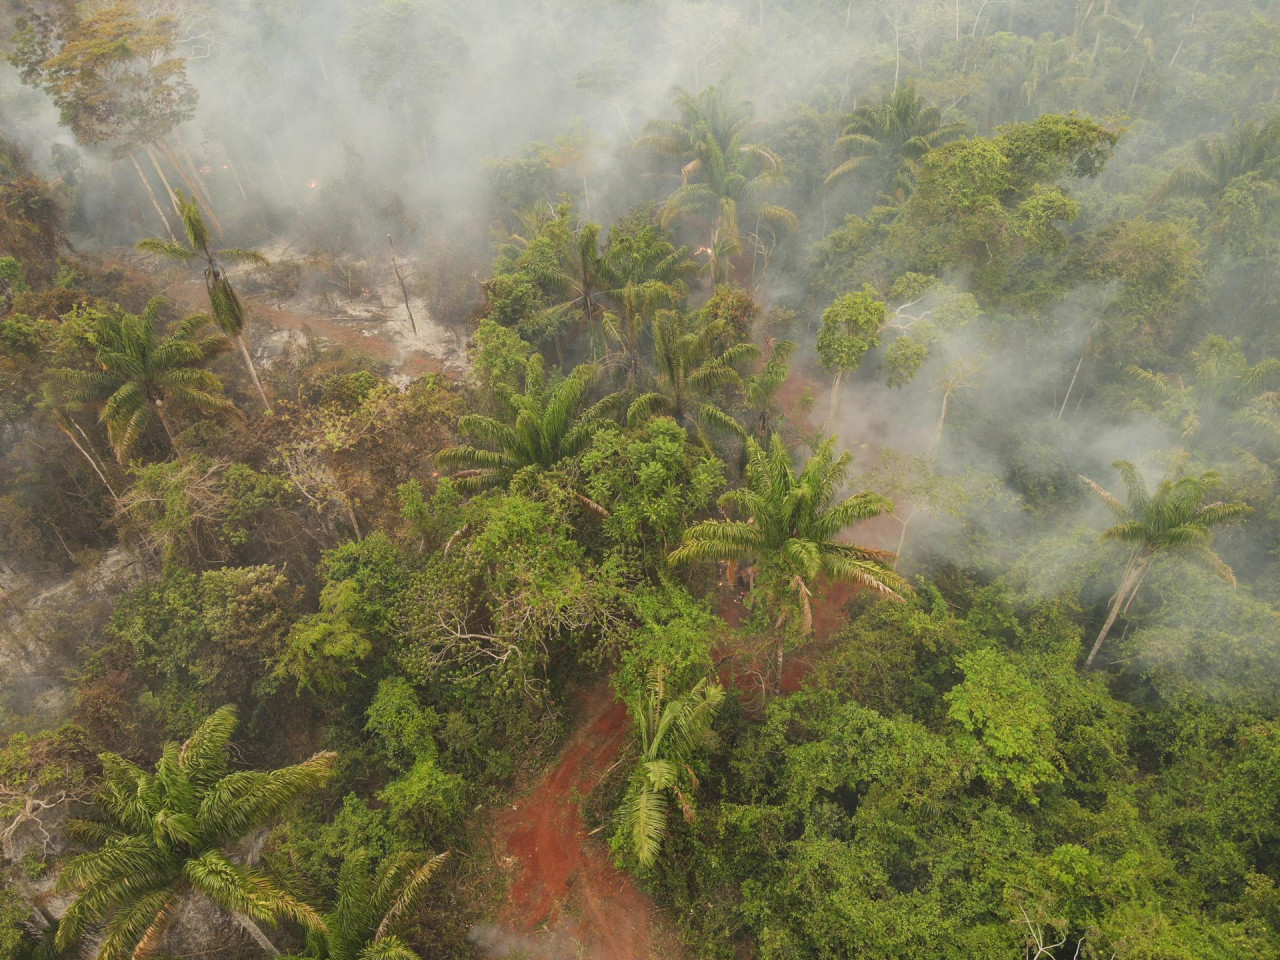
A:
671;434;909;692
982;34;1087;125
639;86;796;285
741;338;795;440
62;299;235;463
1153;118;1280;209
1079;461;1251;668
1128;335;1280;449
627;310;759;449
826;84;966;199
138;190;273;411
621;670;725;869
286;849;449;960
600;222;695;384
520;209;610;347
55;706;336;960
438;355;617;492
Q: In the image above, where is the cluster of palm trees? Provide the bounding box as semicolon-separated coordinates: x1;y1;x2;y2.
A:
43;195;263;481
436;352;911;679
640;86;796;286
53;707;447;960
499;203;695;371
634;83;967;289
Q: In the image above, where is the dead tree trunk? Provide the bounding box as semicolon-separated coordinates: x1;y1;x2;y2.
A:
386;235;418;337
144;144;182;219
236;332;273;413
129;154;176;240
166;135;224;239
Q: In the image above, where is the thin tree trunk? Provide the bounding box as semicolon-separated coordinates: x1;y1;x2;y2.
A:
1059;336;1090;419
1085;556;1146;667
158;138;225;239
129;154;176;240
263;133;286;190
1077;0;1095;39
1121;562;1151;615
1092;0;1110;60
1128;59;1146;107
893;22;902;92
237;332;272;413
343;496;363;541
145;143;182;218
894;511;916;564
931;387;951;452
611;99;634;140
155;400;177;451
774;631;785;696
172;133;218;220
386;235;418;336
61;426;119;500
823;368;844;434
225;150;249;200
231;912;279;957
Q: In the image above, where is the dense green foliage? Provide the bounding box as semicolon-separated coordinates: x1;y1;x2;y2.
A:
4;2;1280;959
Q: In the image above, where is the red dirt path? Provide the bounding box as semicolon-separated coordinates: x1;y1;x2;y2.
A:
475;682;689;960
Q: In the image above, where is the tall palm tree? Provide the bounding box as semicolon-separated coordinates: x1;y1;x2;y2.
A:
286;849;449;960
138;190;273;411
55;706;336;960
639;86;796;285
518;209;610;347
1079;461;1251;668
627;310;759;449
438;355;618;492
1153;118;1280;209
983;35;1087;125
622;670;725;869
741;338;795;440
1128;335;1280;449
62;299;235;463
826;84;966;199
600;222;695;384
671;434;909;691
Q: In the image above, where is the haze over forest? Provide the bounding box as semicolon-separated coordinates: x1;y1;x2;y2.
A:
3;2;1280;959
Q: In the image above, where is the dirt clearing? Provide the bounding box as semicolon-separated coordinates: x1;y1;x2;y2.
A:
474;682;689;960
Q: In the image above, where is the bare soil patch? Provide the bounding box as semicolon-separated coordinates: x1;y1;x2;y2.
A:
476;682;689;960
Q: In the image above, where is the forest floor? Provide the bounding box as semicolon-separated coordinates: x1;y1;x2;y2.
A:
473;680;689;960
141;256;469;378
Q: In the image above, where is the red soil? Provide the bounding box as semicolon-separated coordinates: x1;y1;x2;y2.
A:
478;682;688;960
